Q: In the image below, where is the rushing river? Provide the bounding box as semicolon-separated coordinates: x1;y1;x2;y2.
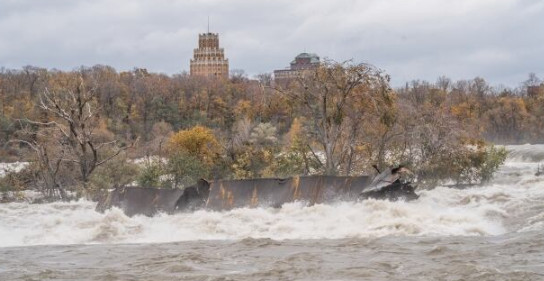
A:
1;145;543;280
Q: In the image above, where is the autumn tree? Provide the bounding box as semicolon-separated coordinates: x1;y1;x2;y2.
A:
0;64;532;194
484;97;529;143
280;60;393;175
273;117;318;177
12;126;72;199
167;125;221;166
231;122;279;178
394;79;507;186
165;125;222;186
16;74;129;197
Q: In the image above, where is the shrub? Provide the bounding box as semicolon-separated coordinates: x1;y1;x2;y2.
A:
88;156;140;191
137;161;165;188
166;151;209;188
414;144;507;187
473;145;508;183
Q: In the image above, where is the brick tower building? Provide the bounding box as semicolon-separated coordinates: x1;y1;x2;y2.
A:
190;33;229;79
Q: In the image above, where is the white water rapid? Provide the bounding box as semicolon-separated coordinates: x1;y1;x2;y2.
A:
1;145;543;248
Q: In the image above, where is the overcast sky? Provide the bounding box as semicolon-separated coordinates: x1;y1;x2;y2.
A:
1;0;543;87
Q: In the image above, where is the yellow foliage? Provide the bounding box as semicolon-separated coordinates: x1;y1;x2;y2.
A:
286;118;301;140
7;96;34;119
234;100;253;119
451;102;477;120
93;119;115;143
167;126;221;166
285;117;304;147
231;148;275;179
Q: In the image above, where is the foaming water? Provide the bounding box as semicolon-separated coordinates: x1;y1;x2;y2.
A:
1;145;544;248
0;197;505;247
504;143;544;162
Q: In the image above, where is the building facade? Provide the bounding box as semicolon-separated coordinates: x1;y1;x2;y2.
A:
190;33;229;79
273;52;320;85
527;84;544;98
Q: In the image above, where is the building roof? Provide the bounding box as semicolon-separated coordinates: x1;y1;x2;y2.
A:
292;52;320;64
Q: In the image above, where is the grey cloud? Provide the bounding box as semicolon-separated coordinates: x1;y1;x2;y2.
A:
0;0;542;86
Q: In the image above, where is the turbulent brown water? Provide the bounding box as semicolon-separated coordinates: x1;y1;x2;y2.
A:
1;145;543;280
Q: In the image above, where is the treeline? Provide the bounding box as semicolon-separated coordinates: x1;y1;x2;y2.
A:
398;75;544;144
1;62;541;199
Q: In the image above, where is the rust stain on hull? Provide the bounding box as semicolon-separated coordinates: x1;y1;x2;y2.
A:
219;184;226;200
204;175;373;211
291;176;301;200
250;187;258;207
227;190;234;208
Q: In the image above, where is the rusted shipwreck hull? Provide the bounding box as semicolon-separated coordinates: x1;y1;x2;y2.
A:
96;175;418;217
95;179;209;217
